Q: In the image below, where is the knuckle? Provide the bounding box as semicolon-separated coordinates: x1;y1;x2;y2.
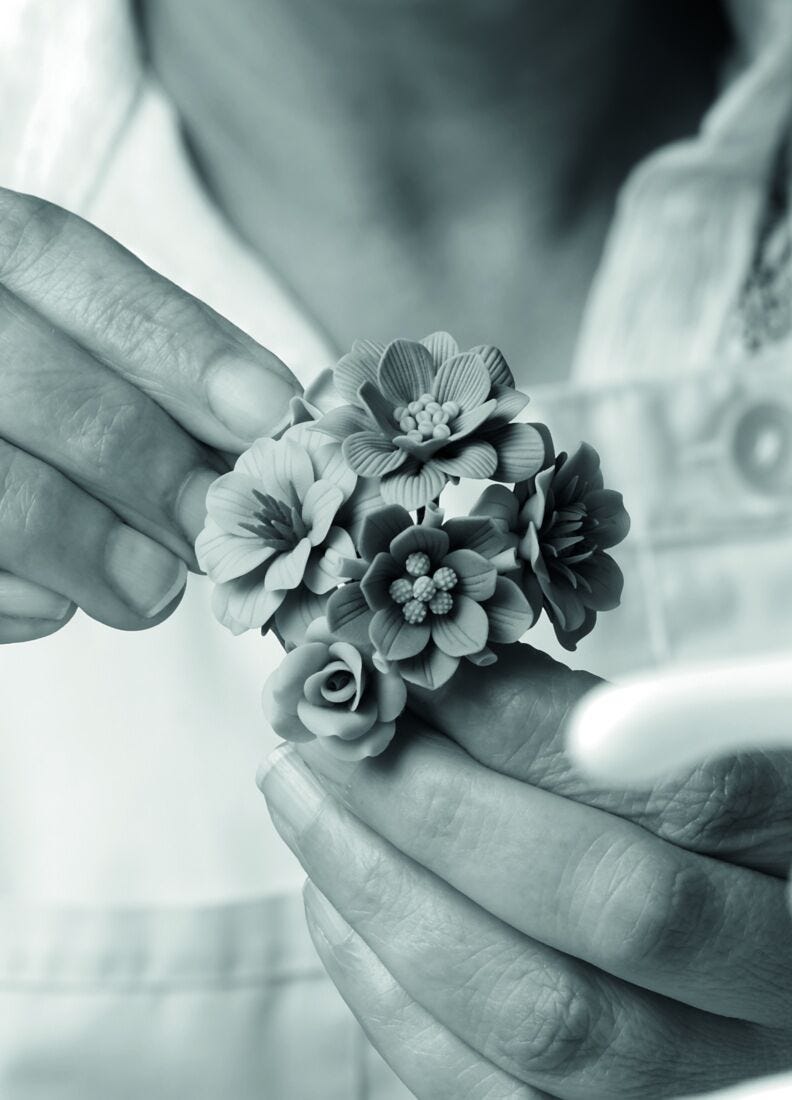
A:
497;969;598;1076
0;448;61;546
400;744;477;855
0;189;70;282
649;754;787;855
598;843;714;971
66;390;145;481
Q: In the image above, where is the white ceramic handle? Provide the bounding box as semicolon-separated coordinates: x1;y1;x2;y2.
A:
566;653;792;786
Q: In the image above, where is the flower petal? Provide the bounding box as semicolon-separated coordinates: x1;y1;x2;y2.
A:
269;643;330;709
370;604;430;660
398;648;459;689
487;422;549;482
326;582;374;646
302;480;344;546
484;576;536;642
338;477;387;546
486;384;530;427
310;442;357;502
443;515;509;559
431;594;488;657
236;437;315;503
263;538;312;592
324;721;396;761
447;399;497;442
378;340;436;405
576;552;624;611
431;353;490;410
434;440;497;479
303;367;341;414
357;381;398;438
468;345;514;387
214;570;284;631
343;432;407;478
392;434;449;463
470;484;520;530
361;552;402;610
380;459;447;510
303;535;353;595
442;549;497;600
388;524;450;567
585;490;631;549
195;519;274;582
262;680;315;742
375;667;407;722
553;606;597;651
205;472;262;534
312;404;372;442
359;504;413;561
334;340;385;405
466;646;497;667
275;588;330;646
297;696;378;740
420;331;459;367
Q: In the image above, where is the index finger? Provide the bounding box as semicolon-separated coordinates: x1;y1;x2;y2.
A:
0;189;299;451
410;644;792;877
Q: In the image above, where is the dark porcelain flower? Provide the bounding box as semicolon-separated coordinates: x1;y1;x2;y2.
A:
262;617;406;760
472;443;630;650
196;437;357;636
312;333;548;510
325;503;534;688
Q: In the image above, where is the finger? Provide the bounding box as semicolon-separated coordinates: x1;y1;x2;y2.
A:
303;884;547;1100
263;754;789;1099
566;655;792;784
0;571;75;641
0;189;299;451
410;643;792;877
301;841;785;1100
281;732;792;1028
0;287;223;562
0;441;187;629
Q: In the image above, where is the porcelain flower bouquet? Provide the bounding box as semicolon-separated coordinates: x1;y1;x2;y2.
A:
197;335;629;760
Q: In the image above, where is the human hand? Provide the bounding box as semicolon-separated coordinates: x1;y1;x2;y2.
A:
259;644;792;1099
0;187;298;642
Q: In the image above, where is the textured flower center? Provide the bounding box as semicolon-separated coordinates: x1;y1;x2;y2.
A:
389;561;458;622
240;490;306;550
393;394;461;443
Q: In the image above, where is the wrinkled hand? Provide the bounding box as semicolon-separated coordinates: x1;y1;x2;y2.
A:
259;644;792;1100
0;187;297;642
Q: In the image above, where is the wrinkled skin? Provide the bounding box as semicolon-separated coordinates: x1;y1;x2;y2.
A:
260;643;792;1100
0;187;296;642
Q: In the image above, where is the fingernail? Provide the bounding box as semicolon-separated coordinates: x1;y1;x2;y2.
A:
303;881;352;947
106;526;187;618
257;743;325;836
176;467;217;543
207;356;297;443
0;575;72;621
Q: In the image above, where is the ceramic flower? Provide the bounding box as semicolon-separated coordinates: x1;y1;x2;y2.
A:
195;436;357;637
312;333;548;510
262;617;406;760
472;443;630;650
325;504;534;688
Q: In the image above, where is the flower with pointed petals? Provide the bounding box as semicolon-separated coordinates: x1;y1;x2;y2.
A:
262;617;406;760
471;443;630;651
325;503;534;688
313;333;549;510
196;437;357;637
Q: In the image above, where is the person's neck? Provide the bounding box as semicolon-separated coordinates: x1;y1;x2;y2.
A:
144;0;728;377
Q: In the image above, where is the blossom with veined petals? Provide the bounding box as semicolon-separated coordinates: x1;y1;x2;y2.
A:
471;443;630;650
196;436;357;638
325;503;534;689
312;333;548;510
